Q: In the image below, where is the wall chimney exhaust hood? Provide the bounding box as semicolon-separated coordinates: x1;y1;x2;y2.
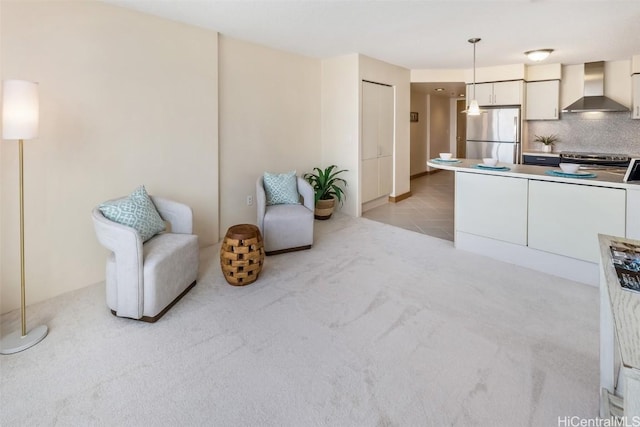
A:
562;61;629;113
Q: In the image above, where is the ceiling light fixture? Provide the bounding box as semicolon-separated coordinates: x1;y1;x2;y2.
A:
466;37;481;116
525;49;554;62
434;87;445;92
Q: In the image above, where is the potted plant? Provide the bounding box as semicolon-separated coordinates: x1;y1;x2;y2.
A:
303;165;348;220
534;134;559;153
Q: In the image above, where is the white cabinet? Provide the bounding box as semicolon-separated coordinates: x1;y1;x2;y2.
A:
467;81;523;106
455;172;528;245
361;81;394;203
632;74;640;119
528;180;626;263
525;80;560;120
361;156;393;203
627;188;640;239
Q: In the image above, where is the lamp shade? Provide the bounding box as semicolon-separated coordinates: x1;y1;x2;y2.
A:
467;99;481;116
2;80;39;140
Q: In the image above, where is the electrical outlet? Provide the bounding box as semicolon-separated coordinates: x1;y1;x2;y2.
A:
246;195;253;206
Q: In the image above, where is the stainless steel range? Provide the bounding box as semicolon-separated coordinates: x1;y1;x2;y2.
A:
559;152;631;169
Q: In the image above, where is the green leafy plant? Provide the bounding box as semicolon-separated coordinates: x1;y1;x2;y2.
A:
534;134;560;146
303;165;348;205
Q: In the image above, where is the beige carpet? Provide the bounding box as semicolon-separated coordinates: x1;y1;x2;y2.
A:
0;214;599;426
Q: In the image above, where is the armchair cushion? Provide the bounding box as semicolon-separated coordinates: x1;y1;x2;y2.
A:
99;185;166;242
263;171;300;205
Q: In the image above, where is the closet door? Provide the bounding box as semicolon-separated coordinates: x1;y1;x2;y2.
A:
378;84;394;157
361;81;379;161
361;81;394;204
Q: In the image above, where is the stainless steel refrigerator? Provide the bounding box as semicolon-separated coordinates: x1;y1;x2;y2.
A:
466;107;520;164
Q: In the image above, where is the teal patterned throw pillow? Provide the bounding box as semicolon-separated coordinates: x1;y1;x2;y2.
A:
263;171;300;205
99;186;166;242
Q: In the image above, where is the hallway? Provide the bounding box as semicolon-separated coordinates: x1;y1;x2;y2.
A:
362;170;455;241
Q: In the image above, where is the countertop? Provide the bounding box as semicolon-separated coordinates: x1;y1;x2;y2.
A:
427;158;640;190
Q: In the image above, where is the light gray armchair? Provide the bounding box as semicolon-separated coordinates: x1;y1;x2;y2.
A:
257;176;314;255
92;196;198;322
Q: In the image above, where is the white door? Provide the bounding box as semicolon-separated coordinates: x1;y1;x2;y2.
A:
528;180;626;263
474;83;494;106
378;84;394;157
526;80;559;120
361;80;394;202
361;81;379;160
492;81;521;105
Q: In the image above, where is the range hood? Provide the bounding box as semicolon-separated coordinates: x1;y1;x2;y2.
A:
562;61;629;113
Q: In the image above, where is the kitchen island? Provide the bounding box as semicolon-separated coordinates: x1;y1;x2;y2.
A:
427;159;640;285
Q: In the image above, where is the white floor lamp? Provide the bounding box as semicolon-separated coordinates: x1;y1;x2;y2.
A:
0;79;48;355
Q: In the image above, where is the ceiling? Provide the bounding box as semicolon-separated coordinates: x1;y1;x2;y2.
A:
101;0;640;71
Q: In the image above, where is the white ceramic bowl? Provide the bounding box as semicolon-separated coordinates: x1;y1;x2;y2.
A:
439;153;452;160
559;163;580;174
482;158;498;166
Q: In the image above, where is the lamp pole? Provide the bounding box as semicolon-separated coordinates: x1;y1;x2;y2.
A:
0;79;48;355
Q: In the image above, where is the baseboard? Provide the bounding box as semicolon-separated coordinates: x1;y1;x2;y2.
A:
411;169;441;179
389;191;412;203
266;245;312;256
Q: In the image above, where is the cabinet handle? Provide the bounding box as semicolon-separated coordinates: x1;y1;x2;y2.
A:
554;108;557;118
637;106;639;117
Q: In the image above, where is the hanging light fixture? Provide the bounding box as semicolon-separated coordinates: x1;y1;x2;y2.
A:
466;38;481;116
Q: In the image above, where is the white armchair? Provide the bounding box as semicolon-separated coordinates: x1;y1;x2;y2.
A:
257;176;314;255
92;196;199;322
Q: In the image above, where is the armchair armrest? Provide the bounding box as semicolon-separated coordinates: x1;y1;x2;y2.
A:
91;208;144;319
297;177;315;212
256;177;267;233
151;196;193;234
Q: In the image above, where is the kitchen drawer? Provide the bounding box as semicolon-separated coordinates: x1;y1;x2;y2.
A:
523;154;560;166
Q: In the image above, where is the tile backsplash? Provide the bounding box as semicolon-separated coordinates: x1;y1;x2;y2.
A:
526;112;640;155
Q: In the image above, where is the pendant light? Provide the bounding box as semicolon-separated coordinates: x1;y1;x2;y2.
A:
467;37;481;116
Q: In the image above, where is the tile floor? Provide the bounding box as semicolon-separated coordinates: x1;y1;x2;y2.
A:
363;170;455;241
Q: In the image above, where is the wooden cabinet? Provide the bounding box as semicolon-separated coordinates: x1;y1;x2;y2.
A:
525;80;560;120
528;180;626;263
467;81;523;106
361;81;394;203
455;172;528;245
632;74;640;119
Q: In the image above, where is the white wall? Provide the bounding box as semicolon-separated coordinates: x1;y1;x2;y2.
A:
321;54;410;216
1;0;219;313
320;54;360;217
409;90;428;176
218;36;321;233
0;1;4;312
429;96;451;160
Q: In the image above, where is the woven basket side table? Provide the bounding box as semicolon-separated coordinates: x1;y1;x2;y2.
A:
220;224;265;286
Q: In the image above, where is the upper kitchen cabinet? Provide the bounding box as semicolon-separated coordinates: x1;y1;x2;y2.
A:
468;80;523;106
525;80;560;120
632;73;640;119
